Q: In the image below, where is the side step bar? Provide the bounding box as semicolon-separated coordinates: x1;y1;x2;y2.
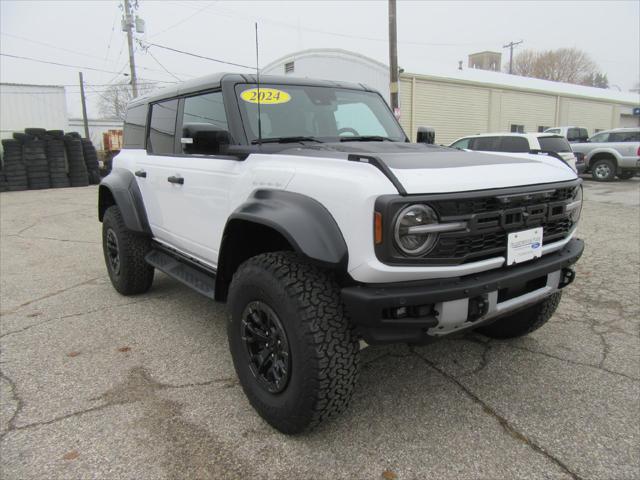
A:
145;249;216;299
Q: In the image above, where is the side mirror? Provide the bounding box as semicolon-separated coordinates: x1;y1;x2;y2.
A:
181;123;232;155
416;126;435;144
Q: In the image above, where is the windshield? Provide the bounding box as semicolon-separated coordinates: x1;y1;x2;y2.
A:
538;136;571;153
235;84;406;143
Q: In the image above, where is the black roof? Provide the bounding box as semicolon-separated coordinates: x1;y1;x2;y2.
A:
129;73;372;107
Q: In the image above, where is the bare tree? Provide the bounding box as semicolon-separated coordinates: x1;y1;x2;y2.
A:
509;48;607;87
98;82;157;120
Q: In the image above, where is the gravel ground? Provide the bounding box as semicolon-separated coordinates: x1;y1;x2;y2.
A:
1;178;638;480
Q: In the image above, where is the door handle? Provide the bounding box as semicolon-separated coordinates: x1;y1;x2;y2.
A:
135;170;147;178
167;175;184;185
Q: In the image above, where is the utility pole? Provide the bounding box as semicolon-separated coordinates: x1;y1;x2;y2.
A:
123;0;138;97
388;0;399;115
78;72;90;140
503;40;523;74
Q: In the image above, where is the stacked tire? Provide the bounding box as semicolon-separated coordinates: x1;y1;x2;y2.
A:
45;130;70;188
23;130;51;190
1;139;28;191
81;138;101;185
0;167;8;192
64;133;89;187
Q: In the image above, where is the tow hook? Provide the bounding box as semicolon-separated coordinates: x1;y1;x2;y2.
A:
468;294;489;322
559;268;576;289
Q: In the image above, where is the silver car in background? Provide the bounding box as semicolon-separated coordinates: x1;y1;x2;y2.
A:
570;128;640;181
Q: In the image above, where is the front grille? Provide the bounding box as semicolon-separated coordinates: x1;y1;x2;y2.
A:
374;181;580;266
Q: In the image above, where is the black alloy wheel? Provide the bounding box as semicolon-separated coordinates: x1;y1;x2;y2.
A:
105;228;121;275
241;301;291;394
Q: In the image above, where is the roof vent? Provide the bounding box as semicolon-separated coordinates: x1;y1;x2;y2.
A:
284;61;294;74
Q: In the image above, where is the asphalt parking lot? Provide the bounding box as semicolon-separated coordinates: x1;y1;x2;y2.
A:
1;178;638;480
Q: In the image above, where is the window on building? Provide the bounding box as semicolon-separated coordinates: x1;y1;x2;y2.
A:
180;91;231;155
284;61;294;74
538;126;550;133
499;136;530;153
148;99;178;155
123;104;148;148
510;124;525;133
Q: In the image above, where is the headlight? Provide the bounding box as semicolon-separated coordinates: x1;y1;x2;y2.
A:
394;204;439;255
566;186;583;223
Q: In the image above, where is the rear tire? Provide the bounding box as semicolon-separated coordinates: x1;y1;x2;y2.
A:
227;251;359;434
476;292;562;339
591;158;616;182
102;206;154;295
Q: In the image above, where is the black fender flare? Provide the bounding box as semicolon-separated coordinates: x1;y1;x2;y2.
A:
222;189;348;269
98;168;151;235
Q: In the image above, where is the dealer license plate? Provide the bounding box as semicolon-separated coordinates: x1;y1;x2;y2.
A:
507;228;543;266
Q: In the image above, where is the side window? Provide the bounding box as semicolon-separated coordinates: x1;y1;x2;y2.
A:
123;104;148;148
510;124;525;133
451;138;470;149
148;99;179;155
334;103;387;137
610;131;640;142
499;136;530;153
590;132;609;143
180;91;232;155
468;136;500;151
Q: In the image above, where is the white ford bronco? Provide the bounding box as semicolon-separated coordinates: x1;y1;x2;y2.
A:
99;73;584;434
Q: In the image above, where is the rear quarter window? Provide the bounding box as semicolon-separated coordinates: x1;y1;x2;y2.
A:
498;136;530;153
538;136;571;153
609;131;640;142
468;136;501;151
123;104;148;148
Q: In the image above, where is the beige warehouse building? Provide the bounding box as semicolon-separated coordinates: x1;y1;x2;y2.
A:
262;49;639;145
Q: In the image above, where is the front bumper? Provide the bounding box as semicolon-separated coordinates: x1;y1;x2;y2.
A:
342;238;584;345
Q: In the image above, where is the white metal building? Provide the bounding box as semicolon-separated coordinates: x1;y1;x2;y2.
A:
68;117;123;151
261;49;391;103
260;49;640;144
0;83;69;141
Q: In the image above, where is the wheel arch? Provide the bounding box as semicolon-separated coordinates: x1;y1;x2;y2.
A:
98;168;151;235
588;150;618;170
215;189;349;300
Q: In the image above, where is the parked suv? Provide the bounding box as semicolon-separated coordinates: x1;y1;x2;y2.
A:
99;74;584;434
570;128;640;181
450;132;579;172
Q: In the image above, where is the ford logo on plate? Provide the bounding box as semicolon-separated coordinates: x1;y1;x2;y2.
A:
531;242;541;249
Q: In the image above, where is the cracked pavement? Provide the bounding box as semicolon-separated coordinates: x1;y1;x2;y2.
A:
1;179;638;479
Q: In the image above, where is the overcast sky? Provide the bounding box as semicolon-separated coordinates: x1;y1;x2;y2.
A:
1;0;638;118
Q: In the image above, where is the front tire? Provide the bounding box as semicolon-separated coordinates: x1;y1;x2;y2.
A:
475;292;562;339
227;252;359;434
102;205;154;295
591;158;616;182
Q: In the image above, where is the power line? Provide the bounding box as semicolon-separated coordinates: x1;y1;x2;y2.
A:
149;1;217;38
0;53;132;75
144;48;182;82
503;40;524;74
141;41;254;69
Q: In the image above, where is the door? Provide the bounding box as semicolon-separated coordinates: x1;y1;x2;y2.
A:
139;91;240;266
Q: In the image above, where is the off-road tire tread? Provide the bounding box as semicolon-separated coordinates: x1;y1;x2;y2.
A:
102;206;154;295
229;251;359;433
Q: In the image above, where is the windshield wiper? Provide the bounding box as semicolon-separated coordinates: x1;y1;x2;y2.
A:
339;135;394;142
251;136;322;144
